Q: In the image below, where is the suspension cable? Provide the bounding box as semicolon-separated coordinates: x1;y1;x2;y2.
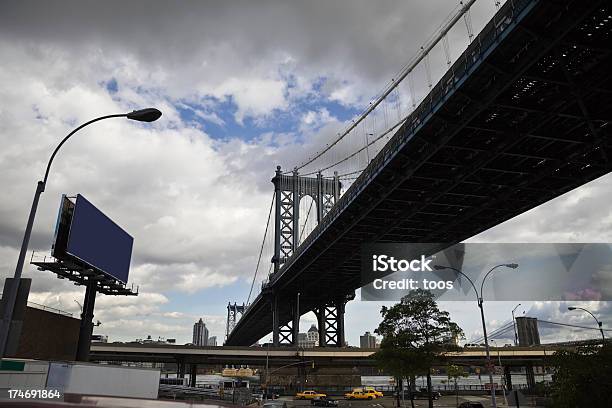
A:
290;0;478;173
301;112;410;176
537;319;612;332
470;322;515;344
246;192;275;305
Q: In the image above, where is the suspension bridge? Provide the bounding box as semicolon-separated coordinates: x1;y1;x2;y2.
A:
226;0;612;346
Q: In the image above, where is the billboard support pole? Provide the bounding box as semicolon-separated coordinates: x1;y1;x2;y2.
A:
76;278;97;361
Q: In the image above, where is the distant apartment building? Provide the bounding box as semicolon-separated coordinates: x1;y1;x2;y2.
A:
298;324;319;348
193;318;209;346
208;336;217;346
360;331;377;348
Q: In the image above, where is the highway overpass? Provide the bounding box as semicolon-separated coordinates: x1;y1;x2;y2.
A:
91;343;566;367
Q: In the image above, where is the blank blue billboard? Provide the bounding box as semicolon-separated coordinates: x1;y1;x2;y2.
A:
65;194;133;283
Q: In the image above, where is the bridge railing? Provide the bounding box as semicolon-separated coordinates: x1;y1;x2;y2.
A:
268;0;535;287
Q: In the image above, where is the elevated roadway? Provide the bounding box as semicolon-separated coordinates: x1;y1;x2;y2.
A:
91;343;569;367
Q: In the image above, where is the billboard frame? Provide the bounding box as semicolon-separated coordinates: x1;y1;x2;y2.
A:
32;194;137;296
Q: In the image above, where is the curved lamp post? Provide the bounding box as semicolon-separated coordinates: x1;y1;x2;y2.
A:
434;263;518;408
567;306;605;342
0;108;162;359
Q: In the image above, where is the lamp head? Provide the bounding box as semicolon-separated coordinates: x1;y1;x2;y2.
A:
127;108;162;122
505;263;519;269
433;265;447;271
568;306;576;311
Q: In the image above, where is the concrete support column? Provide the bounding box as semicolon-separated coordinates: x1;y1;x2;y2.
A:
525;364;536;389
504;365;513;390
189;364;197;387
177;360;186;380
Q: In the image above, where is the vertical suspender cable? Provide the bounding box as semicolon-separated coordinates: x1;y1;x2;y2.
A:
464;8;475;43
443;35;452;66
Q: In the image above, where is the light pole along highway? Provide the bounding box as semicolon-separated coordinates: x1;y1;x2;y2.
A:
567;306;606;342
0;108;162;360
434;263;518;408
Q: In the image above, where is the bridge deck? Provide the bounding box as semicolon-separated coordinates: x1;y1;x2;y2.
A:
228;0;612;345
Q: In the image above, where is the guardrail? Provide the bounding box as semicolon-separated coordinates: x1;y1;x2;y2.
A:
159;384;255;404
0;292;73;317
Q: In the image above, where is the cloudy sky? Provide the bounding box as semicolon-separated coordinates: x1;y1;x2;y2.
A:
0;0;610;346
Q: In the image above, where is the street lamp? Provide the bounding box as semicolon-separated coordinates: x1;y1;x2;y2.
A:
567;306;605;342
512;303;522;346
0;108;162;359
434;263;518;408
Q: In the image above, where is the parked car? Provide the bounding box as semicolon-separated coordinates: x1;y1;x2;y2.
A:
411;388;441;400
458;402;485;408
311;396;339;407
345;390;373;400
255;391;280;401
296;390;327;400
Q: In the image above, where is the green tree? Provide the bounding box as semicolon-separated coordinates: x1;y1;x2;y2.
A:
447;364;468;407
375;289;464;408
547;343;612;408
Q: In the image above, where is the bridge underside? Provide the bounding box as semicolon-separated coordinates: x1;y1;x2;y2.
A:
227;0;612;346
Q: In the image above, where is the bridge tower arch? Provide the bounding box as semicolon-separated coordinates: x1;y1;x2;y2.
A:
271;166;340;273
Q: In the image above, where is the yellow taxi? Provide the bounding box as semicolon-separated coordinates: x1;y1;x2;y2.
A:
344;390;374;400
364;387;383;398
296;390;327;400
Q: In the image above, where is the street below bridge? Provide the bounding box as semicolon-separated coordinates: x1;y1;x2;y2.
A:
284;396;523;408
